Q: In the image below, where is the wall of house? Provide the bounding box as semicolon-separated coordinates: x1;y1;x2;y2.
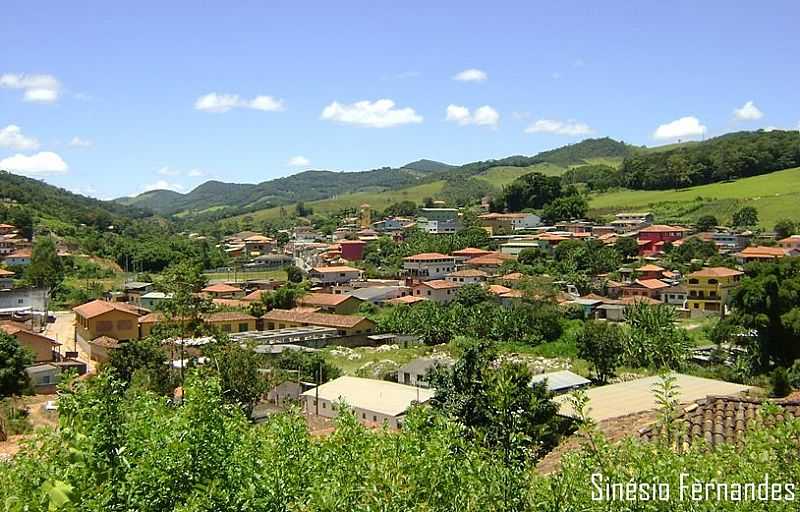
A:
13;331;56;362
302;396;401;428
75;310;140;343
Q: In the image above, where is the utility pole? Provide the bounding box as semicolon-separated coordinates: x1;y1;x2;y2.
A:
315;360;321;416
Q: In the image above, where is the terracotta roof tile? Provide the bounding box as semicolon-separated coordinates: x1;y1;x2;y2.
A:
73;300;141;319
263;309;372;329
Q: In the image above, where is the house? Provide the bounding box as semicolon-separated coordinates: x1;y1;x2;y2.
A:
499;240;544;256
0;321;60;362
73;300;142;345
139;291;173;310
637;225;690;256
0;268;14;289
446;269;488;285
411;279;461;304
138;311;257;337
201;283;245;299
450;247;492;263
3;248;31;266
267;381;315;406
402;253;456;281
122;281;154;303
372;217;415;233
25;364;61;393
339;240;367;261
297;292;364;314
530;370;590;394
262;309;376;336
85;335;120;363
610;212;653;233
463;252;514;275
621;279;670;300
397;357;454;387
686;267;743;317
0;223;16;236
243;235;275;256
308;266;363;285
347;286;411;304
0;236;17;256
555;373;752;423
418;207;459;223
734;245;787;263
661;284;688;307
301;376;435;428
425;219;461;234
636;264;666;280
478;212;541;234
709;231;751;252
294;226;320;242
778;235;800;252
387;295;428;306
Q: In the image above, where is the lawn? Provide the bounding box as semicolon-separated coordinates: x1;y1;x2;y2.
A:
476;162;566;187
589;166;800;227
204;269;288;283
322;344;444;376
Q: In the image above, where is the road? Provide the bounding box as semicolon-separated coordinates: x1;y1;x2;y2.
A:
45;310;96;373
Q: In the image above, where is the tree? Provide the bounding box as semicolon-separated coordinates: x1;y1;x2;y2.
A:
517;247;547;266
454;283;494;307
286;265;304;283
107;337;171;394
295;202;313;217
0;332;33;397
774;218;796;240
695;214;718;232
576;321;624;383
541;194;588;223
623;302;691;369
729;258;800;367
613;236;639;260
732;206;759;228
502;172;562;212
206;342;269;416
429;338;560;462
27;236;65;323
275;350;341;383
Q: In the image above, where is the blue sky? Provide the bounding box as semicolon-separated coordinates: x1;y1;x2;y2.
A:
1;1;798;199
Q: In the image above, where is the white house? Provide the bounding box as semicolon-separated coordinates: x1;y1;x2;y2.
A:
301;376;435;428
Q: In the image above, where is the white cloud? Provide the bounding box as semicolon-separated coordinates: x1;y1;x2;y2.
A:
551;72;562;80
0;125;39;150
288;156;310;167
0;151;68;175
321;99;422;128
652;116;707;140
194;92;285;113
142;180;185;193
157;166;180;176
0;73;61;103
187;168;205;177
525;119;593;136
68;136;92;148
453;68;488;82
445;105;499;128
733;100;764;121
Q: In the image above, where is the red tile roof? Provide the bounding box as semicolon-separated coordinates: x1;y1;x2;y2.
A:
639;224;690;233
298;292;359;307
387;295;427;305
451;247;491;257
263;309;373;329
465;253;514;266
417;279;460;290
0;322;60;345
689;267;744;278
310;266;363;273
403;252;452;261
73;300;141;319
631;279;670;290
201;283;242;293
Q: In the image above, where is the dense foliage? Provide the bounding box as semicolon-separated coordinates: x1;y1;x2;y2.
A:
619;130;800;190
0;332;33;398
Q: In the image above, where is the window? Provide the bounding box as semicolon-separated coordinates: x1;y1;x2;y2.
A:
708;279;718;285
689;279;699;284
222;324;232;332
97;320;113;332
322;402;326;409
117;320;132;330
373;415;377;422
362;412;366;419
238;323;249;332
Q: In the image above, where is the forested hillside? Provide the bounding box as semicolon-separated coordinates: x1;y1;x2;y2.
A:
620;130;800;189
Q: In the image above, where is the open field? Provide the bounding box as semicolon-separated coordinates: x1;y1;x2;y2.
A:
589;166;800;227
204;269;288;283
475;162;566;187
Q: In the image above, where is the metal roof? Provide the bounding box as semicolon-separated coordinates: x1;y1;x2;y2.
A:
301;376;435;417
530;370;590;393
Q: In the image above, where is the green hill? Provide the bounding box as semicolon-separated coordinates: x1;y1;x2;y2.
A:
589;166;800;227
120;137;637;220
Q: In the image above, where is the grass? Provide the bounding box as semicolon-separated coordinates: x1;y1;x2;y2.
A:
237;180;447;222
204;269;288;283
322;344;443;376
589;166;800;227
476;163;566;187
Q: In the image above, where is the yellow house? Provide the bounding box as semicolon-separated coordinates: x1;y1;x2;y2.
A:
262;309;375;336
138;311;257;337
686;267;743;317
73;300;142;344
297;292;363;314
0;321;61;362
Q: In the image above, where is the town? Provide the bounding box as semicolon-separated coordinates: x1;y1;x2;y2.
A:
2;2;800;509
